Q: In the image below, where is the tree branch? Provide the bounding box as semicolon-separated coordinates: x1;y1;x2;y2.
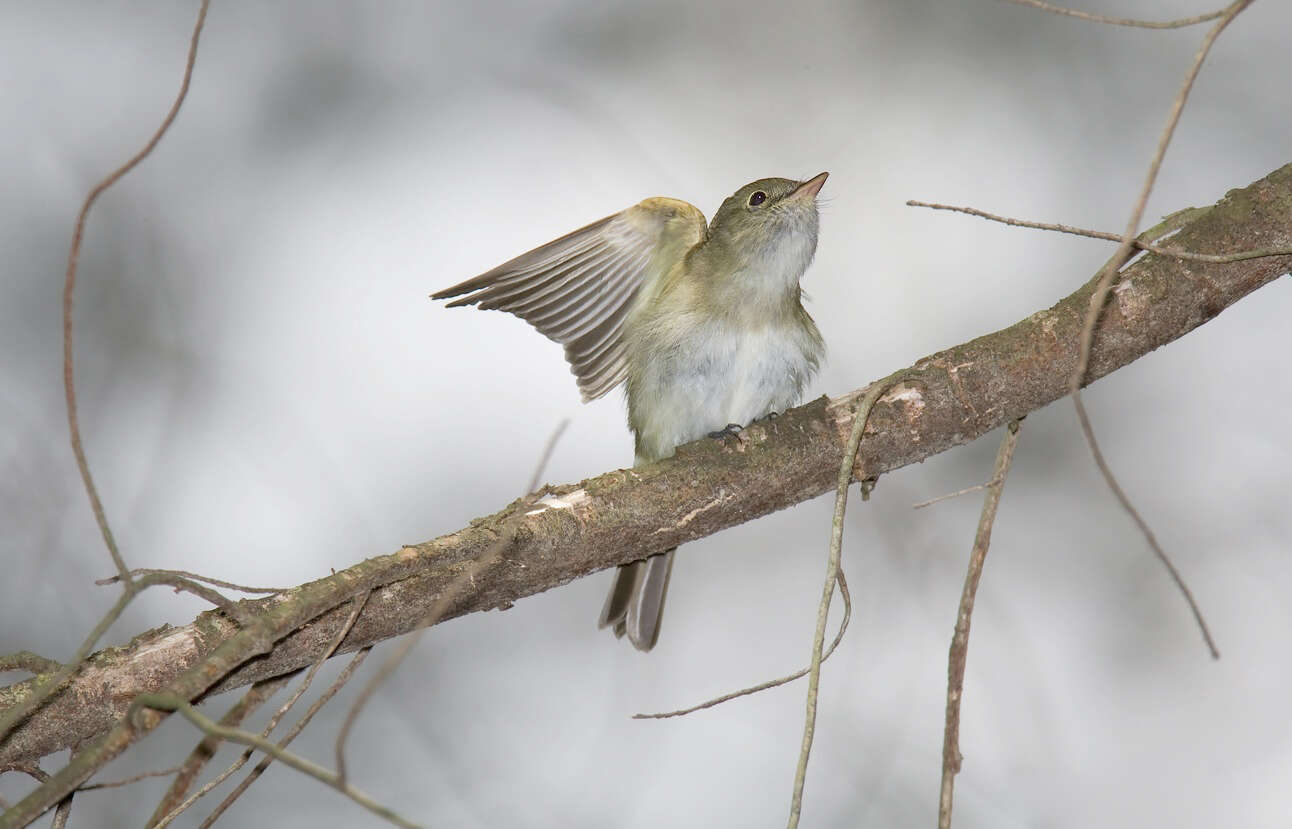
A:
2;163;1289;779
939;418;1023;829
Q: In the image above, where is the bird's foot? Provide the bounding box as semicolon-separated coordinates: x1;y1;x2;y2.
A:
707;423;744;440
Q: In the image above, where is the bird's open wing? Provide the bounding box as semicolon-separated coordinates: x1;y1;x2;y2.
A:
432;198;705;402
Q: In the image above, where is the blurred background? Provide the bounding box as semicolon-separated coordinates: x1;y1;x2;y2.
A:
2;1;1290;826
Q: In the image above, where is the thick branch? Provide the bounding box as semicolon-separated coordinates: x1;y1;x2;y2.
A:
2;164;1289;773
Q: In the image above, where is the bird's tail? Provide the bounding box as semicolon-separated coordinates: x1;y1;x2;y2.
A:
597;548;676;651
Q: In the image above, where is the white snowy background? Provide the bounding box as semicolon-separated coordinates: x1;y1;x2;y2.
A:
2;1;1290;826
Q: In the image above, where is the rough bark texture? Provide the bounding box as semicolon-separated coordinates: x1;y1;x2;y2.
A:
2;164;1289;776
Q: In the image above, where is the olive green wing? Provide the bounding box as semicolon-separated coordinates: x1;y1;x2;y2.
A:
433;198;705;402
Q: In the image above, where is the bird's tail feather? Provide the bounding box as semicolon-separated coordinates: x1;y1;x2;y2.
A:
597;549;676;651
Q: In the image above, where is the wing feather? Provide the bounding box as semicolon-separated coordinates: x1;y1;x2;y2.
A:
433;199;706;402
526;252;639;333
505;248;634;321
474;244;620;311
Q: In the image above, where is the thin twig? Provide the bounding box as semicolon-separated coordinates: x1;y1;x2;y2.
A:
96;570;287;594
200;594;370;823
49;792;73;829
153;714;288;828
0;765;48;817
147;676;293;827
132;695;419;829
152;591;370;828
1005;0;1225;28
1070;1;1250;661
787;375;908;828
913;479;1000;510
634;569;851;719
62;0;210;588
525;418;571;493
126;575;254;627
0;764;47;781
939;420;1023;829
195;649;371;829
334;419;570;786
269;592;371;741
906;201;1292;264
0;766;59;822
0;573;243;744
77;766;182;792
0;652;62;677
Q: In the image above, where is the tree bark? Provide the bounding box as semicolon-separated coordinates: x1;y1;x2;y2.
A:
2;163;1289;776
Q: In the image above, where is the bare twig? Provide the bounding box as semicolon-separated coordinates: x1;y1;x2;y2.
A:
125;575;253;626
525;418;571;494
12;765;74;829
634;568;852;719
0;766;48;820
49;793;73;829
254;592;371;748
5;557;389;823
939;420;1023;829
97;570;287;594
132;695;418;829
200;593;369;822
152;714;286;827
1070;0;1251;661
0;653;62;677
334;419;570;787
151;654;370;829
0;764;46;781
147;676;293;826
194;649;371;829
77;766;182;792
151;591;370;828
62;0;210;588
787;374;908;828
1005;0;1225;28
913;479;1000;510
0;573;245;746
906;201;1292;264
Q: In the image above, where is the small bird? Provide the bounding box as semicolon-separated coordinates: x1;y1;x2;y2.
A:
433;173;828;651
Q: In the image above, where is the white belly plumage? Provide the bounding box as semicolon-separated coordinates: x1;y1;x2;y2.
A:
629;320;817;463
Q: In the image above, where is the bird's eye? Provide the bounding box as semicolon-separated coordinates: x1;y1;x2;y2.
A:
748;191;767;207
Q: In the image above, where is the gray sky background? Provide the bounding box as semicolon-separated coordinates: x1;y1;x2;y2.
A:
2;1;1290;827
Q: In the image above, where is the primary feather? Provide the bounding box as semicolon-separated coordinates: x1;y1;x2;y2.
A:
432;198;706;402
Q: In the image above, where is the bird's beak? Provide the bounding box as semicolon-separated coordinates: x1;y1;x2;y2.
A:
788;171;829;201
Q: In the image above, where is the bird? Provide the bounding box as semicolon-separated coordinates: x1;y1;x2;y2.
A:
432;172;828;651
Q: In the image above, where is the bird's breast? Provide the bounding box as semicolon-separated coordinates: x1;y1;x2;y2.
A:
626;316;822;462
